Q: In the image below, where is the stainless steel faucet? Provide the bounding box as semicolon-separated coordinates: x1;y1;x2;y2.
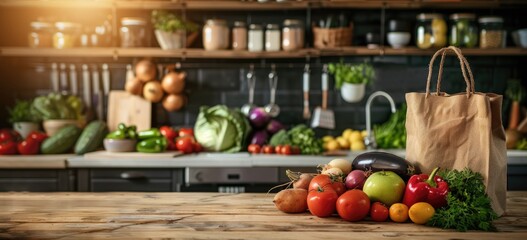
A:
365;91;397;149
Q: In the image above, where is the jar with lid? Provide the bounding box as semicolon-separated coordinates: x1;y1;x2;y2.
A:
248;24;263;52
449;13;478;48
53;22;81;49
120;17;146;48
265;24;281;52
416;13;447;49
232;21;247;50
282;19;304;51
28;21;53;48
203;19;229;50
479;16;505;48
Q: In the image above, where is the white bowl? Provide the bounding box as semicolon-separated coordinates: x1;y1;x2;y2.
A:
512;29;527;48
387;32;411;49
341;83;366;103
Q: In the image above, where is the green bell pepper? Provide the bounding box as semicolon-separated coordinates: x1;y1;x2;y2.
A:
106;129;126;140
136;137;167;153
138;128;162;140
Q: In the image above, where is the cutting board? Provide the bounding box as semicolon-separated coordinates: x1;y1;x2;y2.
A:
84;151;183;160
107;90;151;132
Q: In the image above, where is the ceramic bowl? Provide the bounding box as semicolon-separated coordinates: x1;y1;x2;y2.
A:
387;32;411;49
104;139;137;152
42;119;82;137
512;29;527;48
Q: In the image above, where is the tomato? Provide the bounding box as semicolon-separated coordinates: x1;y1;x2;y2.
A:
248;144;261;154
281;145;292;155
309;174;333;192
176;136;194;154
28;131;48;143
370;202;389;222
0;141;17;155
331;181;346;196
0;129;20;142
307;186;338;217
166;138;177;150
179;128;194;137
274;145;282;154
291;146;301;155
336;189;371;221
262;145;274;154
160;126;178;141
17;138;39;155
193;142;203;153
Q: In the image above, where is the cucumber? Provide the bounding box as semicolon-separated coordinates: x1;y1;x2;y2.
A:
74;121;108;155
41;125;82;154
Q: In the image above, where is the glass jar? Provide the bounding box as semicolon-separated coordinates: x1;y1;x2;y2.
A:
203;19;229;50
449;13;478;48
265;24;281;52
232;21;247;50
479;16;505;48
248;24;263;52
53;22;81;49
416;13;447;49
282;19;304;51
28;21;53;48
120;17;146;48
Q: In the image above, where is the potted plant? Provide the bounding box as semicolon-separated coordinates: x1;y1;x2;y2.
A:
7;100;39;138
328;61;375;103
151;10;199;50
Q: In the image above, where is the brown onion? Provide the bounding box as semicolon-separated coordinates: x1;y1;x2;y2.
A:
162;71;186;94
143;81;164;103
135;59;157;82
162;93;185;112
125;77;143;96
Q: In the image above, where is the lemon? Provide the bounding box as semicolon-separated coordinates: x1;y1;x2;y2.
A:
351;140;366;151
342;129;354;139
417;33;432;49
336;137;350;149
349;131;363;142
326;140;340;151
322;135;335;143
360;130;368;138
408;202;435;225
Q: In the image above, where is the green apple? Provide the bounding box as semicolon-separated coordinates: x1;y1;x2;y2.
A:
362;171;406;206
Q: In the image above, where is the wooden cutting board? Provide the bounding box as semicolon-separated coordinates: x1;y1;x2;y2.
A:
107;90;151;132
83;151;183;160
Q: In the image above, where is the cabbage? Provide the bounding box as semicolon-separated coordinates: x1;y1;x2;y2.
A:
194;105;251;152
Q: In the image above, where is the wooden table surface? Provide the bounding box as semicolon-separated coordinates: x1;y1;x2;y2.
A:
0;192;526;240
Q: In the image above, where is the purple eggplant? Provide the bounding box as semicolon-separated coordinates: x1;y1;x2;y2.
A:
352;151;418;180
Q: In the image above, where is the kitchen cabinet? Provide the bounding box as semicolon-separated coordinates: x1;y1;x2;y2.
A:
0;169;74;191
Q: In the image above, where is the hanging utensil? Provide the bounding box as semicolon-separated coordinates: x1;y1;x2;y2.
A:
102;63;111;120
92;65;103;120
69;64;78;96
264;64;280;117
303;64;311;120
311;64;335;129
241;64;257;116
50;63;59;92
82;64;91;108
59;63;68;94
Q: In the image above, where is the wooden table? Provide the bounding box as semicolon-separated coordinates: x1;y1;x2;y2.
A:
0;192;526;239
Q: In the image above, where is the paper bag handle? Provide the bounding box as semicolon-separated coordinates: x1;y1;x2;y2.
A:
426;46;475;98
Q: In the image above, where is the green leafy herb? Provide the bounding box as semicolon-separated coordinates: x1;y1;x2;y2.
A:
373;104;406;149
287;124;324;155
327;61;374;89
427;168;498;231
7;100;38;123
151;10;198;33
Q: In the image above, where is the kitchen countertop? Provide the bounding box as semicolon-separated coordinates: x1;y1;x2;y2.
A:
0;192;525;239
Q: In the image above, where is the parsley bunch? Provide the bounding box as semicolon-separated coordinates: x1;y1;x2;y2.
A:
427;168;498;231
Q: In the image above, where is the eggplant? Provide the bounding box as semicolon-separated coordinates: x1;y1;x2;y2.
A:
352;151;418;180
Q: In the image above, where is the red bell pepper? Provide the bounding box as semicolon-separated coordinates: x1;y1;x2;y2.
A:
17;138;40;155
402;167;449;209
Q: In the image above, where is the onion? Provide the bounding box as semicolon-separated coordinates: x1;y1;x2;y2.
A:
143;81;164;103
249;107;271;128
125;77;143;96
345;170;368;190
135;59;157;82
293;173;313;190
250;130;269;146
321;167;343;177
327;158;352;175
162;94;185;112
266;119;285;134
162;71;186;94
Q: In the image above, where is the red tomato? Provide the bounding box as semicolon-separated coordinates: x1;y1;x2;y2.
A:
291;146;301;155
248;144;261;154
262;145;274;154
166;139;178;151
307;186;338;218
179;128;194;137
160;126;178;141
308;174;333;192
0;141;17;155
274;145;282;154
331;181;346;196
28;131;48;143
0;129;20;142
193;142;203;153
281;145;292;155
336;189;371;222
370;202;389;222
176;136;194;154
17;138;39;155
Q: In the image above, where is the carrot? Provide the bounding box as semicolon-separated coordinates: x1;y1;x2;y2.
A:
509;101;521;130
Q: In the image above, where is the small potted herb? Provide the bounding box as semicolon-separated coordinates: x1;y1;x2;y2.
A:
151;10;199;50
7;100;39;138
328;61;375;103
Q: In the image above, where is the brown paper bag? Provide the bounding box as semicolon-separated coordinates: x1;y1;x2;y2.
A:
405;46;507;216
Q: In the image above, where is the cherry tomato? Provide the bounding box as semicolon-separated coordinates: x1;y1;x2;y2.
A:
336;189;371;222
331;181;346;196
28;131;48;143
307;186;338;218
262;145;274;154
193;142;203;153
281;145;292;155
291;146;301;155
370;202;389;222
17;138;39;155
308;174;333;192
274;145;282;154
179;128;194;137
160;126;178;141
176;136;194;154
248;144;261;154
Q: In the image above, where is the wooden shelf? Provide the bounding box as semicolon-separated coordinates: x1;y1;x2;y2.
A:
1;47;526;59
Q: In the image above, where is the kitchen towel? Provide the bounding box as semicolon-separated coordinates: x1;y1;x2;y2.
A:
405;46;507;216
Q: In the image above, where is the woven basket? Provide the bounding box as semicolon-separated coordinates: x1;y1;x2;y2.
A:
313;24;353;48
